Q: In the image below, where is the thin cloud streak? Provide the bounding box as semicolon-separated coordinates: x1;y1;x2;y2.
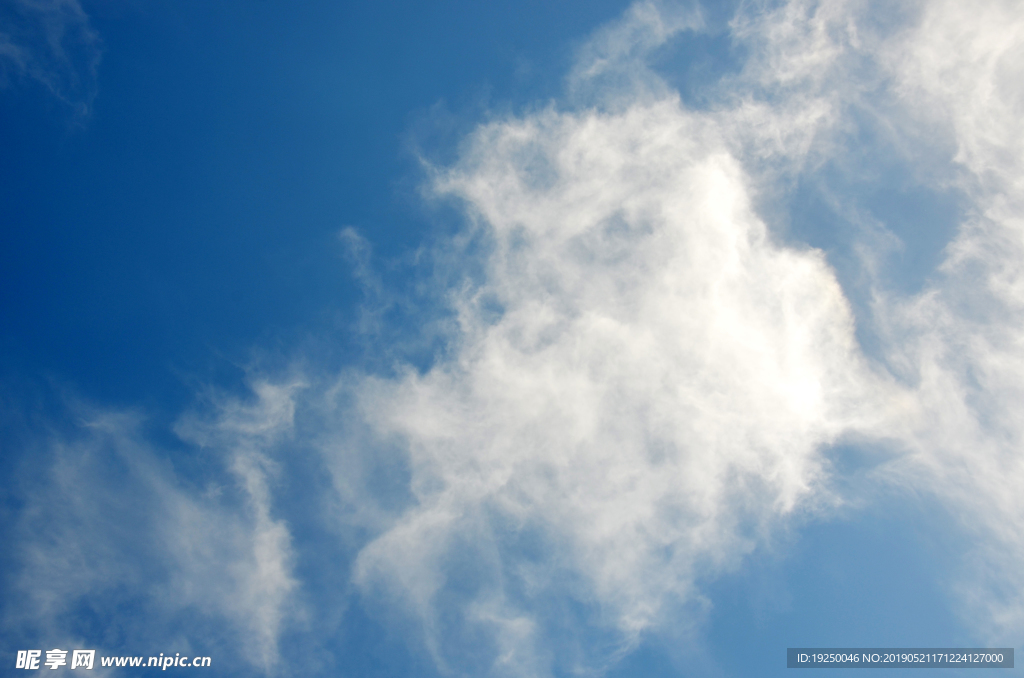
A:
0;0;101;116
5;390;300;672
870;0;1024;641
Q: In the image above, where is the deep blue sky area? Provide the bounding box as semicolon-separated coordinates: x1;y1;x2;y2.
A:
0;0;629;415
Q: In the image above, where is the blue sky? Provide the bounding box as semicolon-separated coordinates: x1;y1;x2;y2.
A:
2;1;1023;676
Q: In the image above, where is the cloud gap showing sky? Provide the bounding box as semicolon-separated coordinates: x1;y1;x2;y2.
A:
2;0;1024;676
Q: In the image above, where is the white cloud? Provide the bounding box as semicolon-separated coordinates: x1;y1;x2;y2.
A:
346;96;894;677
867;0;1024;641
172;381;304;669
331;0;1024;670
6;387;300;672
568;0;704;106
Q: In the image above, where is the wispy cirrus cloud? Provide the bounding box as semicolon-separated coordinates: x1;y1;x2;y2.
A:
568;0;704;105
869;0;1024;640
3;387;300;673
0;0;101;115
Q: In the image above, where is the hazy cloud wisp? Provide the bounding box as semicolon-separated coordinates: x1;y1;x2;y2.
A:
0;0;101;115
